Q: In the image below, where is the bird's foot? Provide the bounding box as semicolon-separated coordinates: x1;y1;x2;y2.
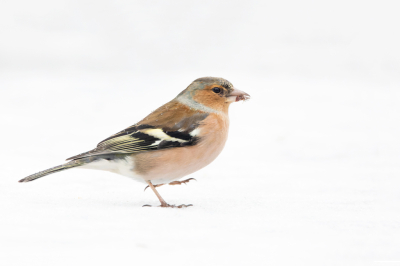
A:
142;203;193;208
144;183;165;191
169;178;197;186
144;178;196;191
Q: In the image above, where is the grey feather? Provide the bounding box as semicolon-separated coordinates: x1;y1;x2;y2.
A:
19;159;85;183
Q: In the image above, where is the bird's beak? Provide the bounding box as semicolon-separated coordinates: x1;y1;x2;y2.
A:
227;87;250;103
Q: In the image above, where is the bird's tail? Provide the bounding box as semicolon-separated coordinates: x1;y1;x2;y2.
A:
19;159;86;183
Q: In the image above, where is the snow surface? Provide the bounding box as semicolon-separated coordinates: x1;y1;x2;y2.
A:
1;1;400;265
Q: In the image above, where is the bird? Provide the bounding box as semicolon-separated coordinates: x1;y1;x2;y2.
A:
19;77;250;208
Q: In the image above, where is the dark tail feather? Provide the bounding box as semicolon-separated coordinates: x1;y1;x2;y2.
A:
19;160;85;183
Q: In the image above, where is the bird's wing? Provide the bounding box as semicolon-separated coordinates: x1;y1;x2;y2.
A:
66;101;208;160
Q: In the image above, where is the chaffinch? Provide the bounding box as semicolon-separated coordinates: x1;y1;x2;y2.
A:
19;77;250;208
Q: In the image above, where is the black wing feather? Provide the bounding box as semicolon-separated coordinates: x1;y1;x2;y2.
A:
66;119;204;161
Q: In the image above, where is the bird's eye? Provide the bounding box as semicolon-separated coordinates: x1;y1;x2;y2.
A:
212;87;221;94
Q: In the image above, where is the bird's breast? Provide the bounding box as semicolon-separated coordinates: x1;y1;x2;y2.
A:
132;113;229;184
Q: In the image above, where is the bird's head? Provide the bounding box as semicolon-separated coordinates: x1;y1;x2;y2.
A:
176;77;250;113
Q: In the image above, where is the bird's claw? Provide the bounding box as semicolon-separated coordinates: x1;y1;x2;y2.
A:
144;178;196;191
142;204;193;208
144;183;165;191
169;178;197;186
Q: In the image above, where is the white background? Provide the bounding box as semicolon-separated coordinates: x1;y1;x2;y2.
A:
1;1;399;265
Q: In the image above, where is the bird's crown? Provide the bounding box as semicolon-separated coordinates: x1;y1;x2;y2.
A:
177;77;233;99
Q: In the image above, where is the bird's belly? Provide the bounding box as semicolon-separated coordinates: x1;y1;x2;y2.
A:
78;157;147;184
132;136;227;185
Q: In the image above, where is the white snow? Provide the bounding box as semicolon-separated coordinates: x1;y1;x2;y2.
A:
1;1;400;265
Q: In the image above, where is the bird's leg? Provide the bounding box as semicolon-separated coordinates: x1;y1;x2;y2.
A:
169;178;196;186
144;180;169;207
143;180;193;208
